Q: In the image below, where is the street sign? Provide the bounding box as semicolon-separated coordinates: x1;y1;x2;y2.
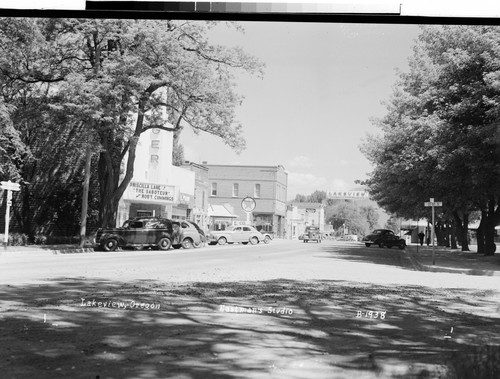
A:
1;180;21;249
424;198;442;265
1;180;20;191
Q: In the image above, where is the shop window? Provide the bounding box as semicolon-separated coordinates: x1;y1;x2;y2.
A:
211;182;217;196
254;183;261;198
233;183;239;197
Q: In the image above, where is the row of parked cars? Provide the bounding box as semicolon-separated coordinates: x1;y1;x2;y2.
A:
93;217;272;252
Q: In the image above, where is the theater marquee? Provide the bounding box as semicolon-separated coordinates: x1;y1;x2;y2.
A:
127;181;175;202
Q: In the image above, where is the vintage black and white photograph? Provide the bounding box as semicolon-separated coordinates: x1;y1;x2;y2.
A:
0;6;499;379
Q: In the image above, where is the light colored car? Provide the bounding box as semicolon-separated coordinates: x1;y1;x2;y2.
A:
208;225;271;245
171;220;206;249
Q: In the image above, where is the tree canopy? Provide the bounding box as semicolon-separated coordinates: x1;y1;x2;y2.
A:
360;25;500;254
0;18;263;236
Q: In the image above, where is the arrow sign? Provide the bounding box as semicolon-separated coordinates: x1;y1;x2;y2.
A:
1;181;20;191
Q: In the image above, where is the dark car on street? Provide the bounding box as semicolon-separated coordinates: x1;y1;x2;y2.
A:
362;229;406;249
303;226;321;243
95;217;174;251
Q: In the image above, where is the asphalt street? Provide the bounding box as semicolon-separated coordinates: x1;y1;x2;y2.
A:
2;240;499;379
1;240;498;291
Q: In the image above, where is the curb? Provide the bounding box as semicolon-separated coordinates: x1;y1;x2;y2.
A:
404;250;499;276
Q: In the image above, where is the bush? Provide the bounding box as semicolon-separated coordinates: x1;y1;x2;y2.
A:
34;234;48;245
33;235;80;245
0;233;29;246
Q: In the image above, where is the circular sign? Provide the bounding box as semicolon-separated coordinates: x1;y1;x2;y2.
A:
241;196;256;212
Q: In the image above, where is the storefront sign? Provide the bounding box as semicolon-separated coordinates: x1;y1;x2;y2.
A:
328;191;369;199
128;182;175;202
179;193;192;205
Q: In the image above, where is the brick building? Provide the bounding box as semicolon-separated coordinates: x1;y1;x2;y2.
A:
205;164;288;237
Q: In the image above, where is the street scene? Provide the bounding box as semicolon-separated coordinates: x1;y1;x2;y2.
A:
0;11;499;379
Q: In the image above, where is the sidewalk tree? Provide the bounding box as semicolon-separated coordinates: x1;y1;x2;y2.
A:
0;18;263;230
361;25;500;254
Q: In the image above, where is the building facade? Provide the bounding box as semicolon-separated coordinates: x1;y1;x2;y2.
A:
205;164;288;237
180;161;210;231
286;202;325;239
117;126;195;227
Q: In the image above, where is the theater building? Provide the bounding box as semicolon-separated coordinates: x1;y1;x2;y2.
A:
116;126;195;227
205;164;288;237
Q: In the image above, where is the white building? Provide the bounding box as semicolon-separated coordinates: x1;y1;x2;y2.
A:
286;202;325;239
116;90;196;226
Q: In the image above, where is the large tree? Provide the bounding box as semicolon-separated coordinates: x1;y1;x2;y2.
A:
0;18;263;233
361;25;500;254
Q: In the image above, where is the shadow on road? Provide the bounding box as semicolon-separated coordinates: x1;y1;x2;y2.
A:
1;278;499;378
318;242;415;270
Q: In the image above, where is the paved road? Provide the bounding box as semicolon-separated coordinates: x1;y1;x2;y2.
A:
2;240;499;379
2;240;498;290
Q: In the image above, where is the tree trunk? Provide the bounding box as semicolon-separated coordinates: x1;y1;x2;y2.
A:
79;146;92;247
453;211;470;252
450;219;458;249
97;96;147;228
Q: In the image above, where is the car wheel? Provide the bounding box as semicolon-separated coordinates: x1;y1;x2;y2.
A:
399;242;406;250
193;241;203;248
172;244;182;249
264;236;271;244
387;244;392;249
378;242;384;248
157;237;172;251
103;238;118;252
182;238;194;249
250;236;259;245
218;237;227;245
365;243;371;247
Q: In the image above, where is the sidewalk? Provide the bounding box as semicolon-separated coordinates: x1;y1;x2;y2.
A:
405;243;500;276
1;244;95;256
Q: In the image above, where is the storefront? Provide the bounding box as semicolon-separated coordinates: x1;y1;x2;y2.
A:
117;181;176;226
208;204;238;231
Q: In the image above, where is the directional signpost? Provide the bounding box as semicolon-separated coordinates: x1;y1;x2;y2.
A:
1;180;21;249
424;198;442;265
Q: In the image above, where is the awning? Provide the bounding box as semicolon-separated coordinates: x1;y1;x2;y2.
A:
208;204;238;218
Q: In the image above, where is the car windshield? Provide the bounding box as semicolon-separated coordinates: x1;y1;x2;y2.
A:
372;230;385;234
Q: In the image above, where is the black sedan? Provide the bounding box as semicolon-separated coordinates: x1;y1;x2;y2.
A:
362;229;406;249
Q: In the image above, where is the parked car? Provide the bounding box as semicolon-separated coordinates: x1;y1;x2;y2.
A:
362;229;406;249
94;217;174;251
303;226;321;243
171;220;206;249
207;225;270;245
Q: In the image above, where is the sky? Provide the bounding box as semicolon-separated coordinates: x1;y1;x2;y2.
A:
179;21;421;199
